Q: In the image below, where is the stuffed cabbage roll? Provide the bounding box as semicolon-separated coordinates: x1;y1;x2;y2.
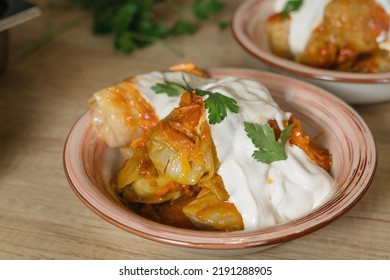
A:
266;13;293;59
116;91;243;231
147;92;219;185
117;147;194;204
266;0;390;72
88;63;208;149
116;92;218;203
183;175;244;231
88;81;159;148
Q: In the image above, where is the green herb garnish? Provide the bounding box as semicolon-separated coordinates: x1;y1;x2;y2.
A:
75;0;226;53
151;81;239;125
196;90;239;125
244;122;293;164
281;0;303;18
151;81;187;97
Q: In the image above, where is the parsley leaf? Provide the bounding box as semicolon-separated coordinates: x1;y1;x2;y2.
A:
281;0;303;18
151;82;187;97
204;92;239;125
244;122;293;164
151;81;239;124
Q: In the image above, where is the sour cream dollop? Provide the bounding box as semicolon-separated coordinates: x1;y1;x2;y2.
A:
274;0;390;55
133;71;334;230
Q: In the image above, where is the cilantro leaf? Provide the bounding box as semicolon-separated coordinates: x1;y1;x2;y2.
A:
151;82;188;97
151;81;239;124
244;122;293;164
281;0;303;18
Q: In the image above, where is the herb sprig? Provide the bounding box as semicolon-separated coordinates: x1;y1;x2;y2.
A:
151;81;239;124
281;0;303;18
244;122;293;164
75;0;226;53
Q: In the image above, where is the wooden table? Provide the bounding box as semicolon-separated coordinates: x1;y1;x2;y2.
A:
0;1;389;260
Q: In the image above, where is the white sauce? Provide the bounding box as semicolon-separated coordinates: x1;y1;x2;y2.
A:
274;0;390;55
377;0;390;51
133;72;334;230
274;0;331;56
377;0;390;14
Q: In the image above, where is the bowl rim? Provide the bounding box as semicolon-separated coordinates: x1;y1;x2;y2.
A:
63;68;377;251
231;0;390;84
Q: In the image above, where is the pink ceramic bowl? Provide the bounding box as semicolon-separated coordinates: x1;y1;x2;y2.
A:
63;68;377;255
232;0;390;105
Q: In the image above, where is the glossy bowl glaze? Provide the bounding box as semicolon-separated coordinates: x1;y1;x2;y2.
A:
232;0;390;105
63;68;377;255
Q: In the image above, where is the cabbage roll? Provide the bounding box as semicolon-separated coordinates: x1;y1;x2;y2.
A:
117;147;194;204
183;175;244;231
266;0;390;72
88;81;159;147
116;91;243;231
116;92;219;204
147;92;219;185
266;13;293;59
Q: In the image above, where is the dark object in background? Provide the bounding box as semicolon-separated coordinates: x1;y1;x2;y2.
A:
0;0;9;18
0;0;41;73
0;25;7;73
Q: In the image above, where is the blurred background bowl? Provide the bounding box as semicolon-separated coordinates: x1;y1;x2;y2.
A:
63;68;377;255
232;0;390;105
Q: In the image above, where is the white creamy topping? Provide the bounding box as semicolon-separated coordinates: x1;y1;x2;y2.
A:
377;0;390;14
133;72;334;230
274;0;331;56
377;0;390;51
274;0;390;55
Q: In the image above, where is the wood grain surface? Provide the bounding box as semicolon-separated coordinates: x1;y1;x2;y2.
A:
0;0;389;260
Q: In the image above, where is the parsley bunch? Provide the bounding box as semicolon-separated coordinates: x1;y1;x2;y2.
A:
75;0;226;53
